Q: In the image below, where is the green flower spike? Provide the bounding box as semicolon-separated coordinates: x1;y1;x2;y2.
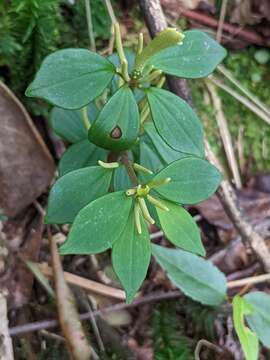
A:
125;178;172;234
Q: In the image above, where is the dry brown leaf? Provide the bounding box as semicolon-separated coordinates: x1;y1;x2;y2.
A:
0;82;55;217
0;209;44;309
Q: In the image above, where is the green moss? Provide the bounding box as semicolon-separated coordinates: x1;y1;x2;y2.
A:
192;47;270;173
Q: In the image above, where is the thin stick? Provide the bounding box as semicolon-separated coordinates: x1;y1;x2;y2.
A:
47;227;92;360
175;7;267;46
209;75;270;126
9;291;181;336
206;81;242;189
227;273;270;289
84;0;96;52
217;65;270;117
9;269;270;337
85;297;105;354
195;339;224;360
38;262;126;300
216;0;228;42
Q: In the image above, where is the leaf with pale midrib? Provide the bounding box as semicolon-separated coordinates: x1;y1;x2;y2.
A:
152;244;227;306
26;49;115;109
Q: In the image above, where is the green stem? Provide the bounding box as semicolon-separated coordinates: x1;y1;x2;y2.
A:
81;107;91;130
136;33;144;57
85;0;96;52
103;0;117;24
114;23;130;82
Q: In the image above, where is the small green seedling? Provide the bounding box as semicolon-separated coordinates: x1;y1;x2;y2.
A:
26;24;227;303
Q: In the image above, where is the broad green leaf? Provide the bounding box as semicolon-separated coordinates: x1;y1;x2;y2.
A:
46;166;113;224
156;200;205;256
140;122;187;175
154;157;222;204
59;139;108;176
152;244;226;305
88;86;140;151
147;30;227;78
244;292;270;348
60;191;133;254
26;49;115;109
147;88;204;157
112;209;151;303
233;295;259;360
50;103;99;143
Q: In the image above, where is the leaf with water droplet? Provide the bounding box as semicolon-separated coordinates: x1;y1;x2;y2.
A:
147;30;226;78
26;49;115;109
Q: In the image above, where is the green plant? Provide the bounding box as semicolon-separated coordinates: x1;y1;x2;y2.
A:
233;291;270;359
26;20;227;304
0;0;60;97
152;301;193;360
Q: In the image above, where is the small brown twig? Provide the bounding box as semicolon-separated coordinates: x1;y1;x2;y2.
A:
10;265;270;338
162;4;268;47
227;273;270;289
9;290;181;336
216;0;228;43
47;226;92;360
120;151;138;186
39;262;126;300
195;339;225;360
205;81;242;189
